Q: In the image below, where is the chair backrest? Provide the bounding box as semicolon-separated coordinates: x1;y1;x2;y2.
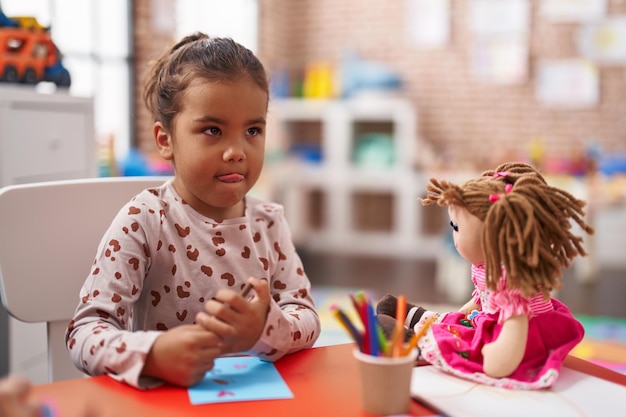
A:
0;176;170;382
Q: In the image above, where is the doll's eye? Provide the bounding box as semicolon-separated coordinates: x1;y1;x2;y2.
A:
449;220;459;232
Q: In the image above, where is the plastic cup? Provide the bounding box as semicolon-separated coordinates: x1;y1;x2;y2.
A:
353;348;418;415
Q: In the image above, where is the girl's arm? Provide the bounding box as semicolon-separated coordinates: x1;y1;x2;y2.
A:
481;314;529;378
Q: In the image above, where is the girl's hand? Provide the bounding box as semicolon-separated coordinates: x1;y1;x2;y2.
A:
0;375;41;417
196;277;271;355
481;314;529;378
142;324;223;387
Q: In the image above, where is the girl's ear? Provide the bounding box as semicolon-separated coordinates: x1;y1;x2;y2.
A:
154;122;174;161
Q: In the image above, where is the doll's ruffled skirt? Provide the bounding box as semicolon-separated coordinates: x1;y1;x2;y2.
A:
417;299;584;390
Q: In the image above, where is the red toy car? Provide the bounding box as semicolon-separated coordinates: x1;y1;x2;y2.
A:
0;27;71;87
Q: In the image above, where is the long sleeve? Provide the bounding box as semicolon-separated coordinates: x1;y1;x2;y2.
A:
245;208;320;359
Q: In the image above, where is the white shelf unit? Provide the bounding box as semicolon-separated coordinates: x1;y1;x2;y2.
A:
0;85;95;383
267;97;443;259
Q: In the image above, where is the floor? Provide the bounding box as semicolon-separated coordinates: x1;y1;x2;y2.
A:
301;250;626;319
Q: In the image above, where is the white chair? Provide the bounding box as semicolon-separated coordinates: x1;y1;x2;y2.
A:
0;176;170;382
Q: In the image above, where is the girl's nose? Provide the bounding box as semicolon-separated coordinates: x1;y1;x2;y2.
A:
223;143;245;162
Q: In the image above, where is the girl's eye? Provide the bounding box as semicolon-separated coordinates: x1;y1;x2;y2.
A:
449;220;459;232
247;127;262;136
204;126;221;136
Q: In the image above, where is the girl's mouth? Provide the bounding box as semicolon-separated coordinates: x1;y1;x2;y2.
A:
217;173;244;183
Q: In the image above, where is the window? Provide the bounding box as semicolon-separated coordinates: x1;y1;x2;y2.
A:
175;0;258;52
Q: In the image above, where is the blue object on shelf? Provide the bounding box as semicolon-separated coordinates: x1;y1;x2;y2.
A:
287;143;323;164
119;147;152;176
353;133;395;167
340;52;403;98
599;154;626;176
270;68;291;98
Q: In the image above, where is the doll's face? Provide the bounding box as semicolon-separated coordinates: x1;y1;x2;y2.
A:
448;205;484;265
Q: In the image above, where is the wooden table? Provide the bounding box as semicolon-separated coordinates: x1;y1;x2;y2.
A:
32;343;626;417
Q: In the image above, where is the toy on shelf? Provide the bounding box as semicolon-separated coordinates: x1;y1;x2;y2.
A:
0;8;71;87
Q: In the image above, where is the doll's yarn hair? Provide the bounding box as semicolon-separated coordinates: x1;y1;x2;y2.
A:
421;162;594;298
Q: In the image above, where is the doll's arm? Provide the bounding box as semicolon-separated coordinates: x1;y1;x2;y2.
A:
481;314;529;378
459;299;479;315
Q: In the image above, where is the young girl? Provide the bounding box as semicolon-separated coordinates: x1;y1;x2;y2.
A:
377;162;593;389
66;33;321;389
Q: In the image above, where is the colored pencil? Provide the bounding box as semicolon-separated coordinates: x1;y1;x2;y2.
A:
391;295;407;357
402;314;436;356
376;322;389;355
330;305;363;350
366;300;379;356
349;292;367;328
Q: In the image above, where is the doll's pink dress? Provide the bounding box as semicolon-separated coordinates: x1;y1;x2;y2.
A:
415;264;584;389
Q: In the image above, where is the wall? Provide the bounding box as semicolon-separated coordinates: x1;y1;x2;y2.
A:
132;0;177;158
133;0;626;172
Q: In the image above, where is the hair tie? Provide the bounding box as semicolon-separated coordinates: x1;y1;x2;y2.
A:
493;171;510;178
489;183;513;203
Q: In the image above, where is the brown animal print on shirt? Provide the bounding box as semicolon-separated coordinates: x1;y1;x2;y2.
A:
186;245;199;261
109;240;121;252
212;233;225;246
221;273;235;286
151;291;161;306
175;224;190;237
273;280;287;290
129;258;139;270
274;242;286;260
177;282;191;298
96;310;110;319
128;206;140;215
259;257;269;270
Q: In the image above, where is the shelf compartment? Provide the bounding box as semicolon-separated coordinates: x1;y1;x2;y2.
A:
283;120;323;164
351;191;394;232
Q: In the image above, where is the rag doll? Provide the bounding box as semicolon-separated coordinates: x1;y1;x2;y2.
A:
377;162;594;389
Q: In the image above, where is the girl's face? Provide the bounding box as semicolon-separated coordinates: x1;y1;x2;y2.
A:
154;77;268;220
448;205;485;265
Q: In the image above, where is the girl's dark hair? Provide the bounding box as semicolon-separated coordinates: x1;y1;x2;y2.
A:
143;32;269;132
421;162;594;298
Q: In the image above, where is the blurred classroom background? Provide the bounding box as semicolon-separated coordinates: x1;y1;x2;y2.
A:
1;0;625;381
